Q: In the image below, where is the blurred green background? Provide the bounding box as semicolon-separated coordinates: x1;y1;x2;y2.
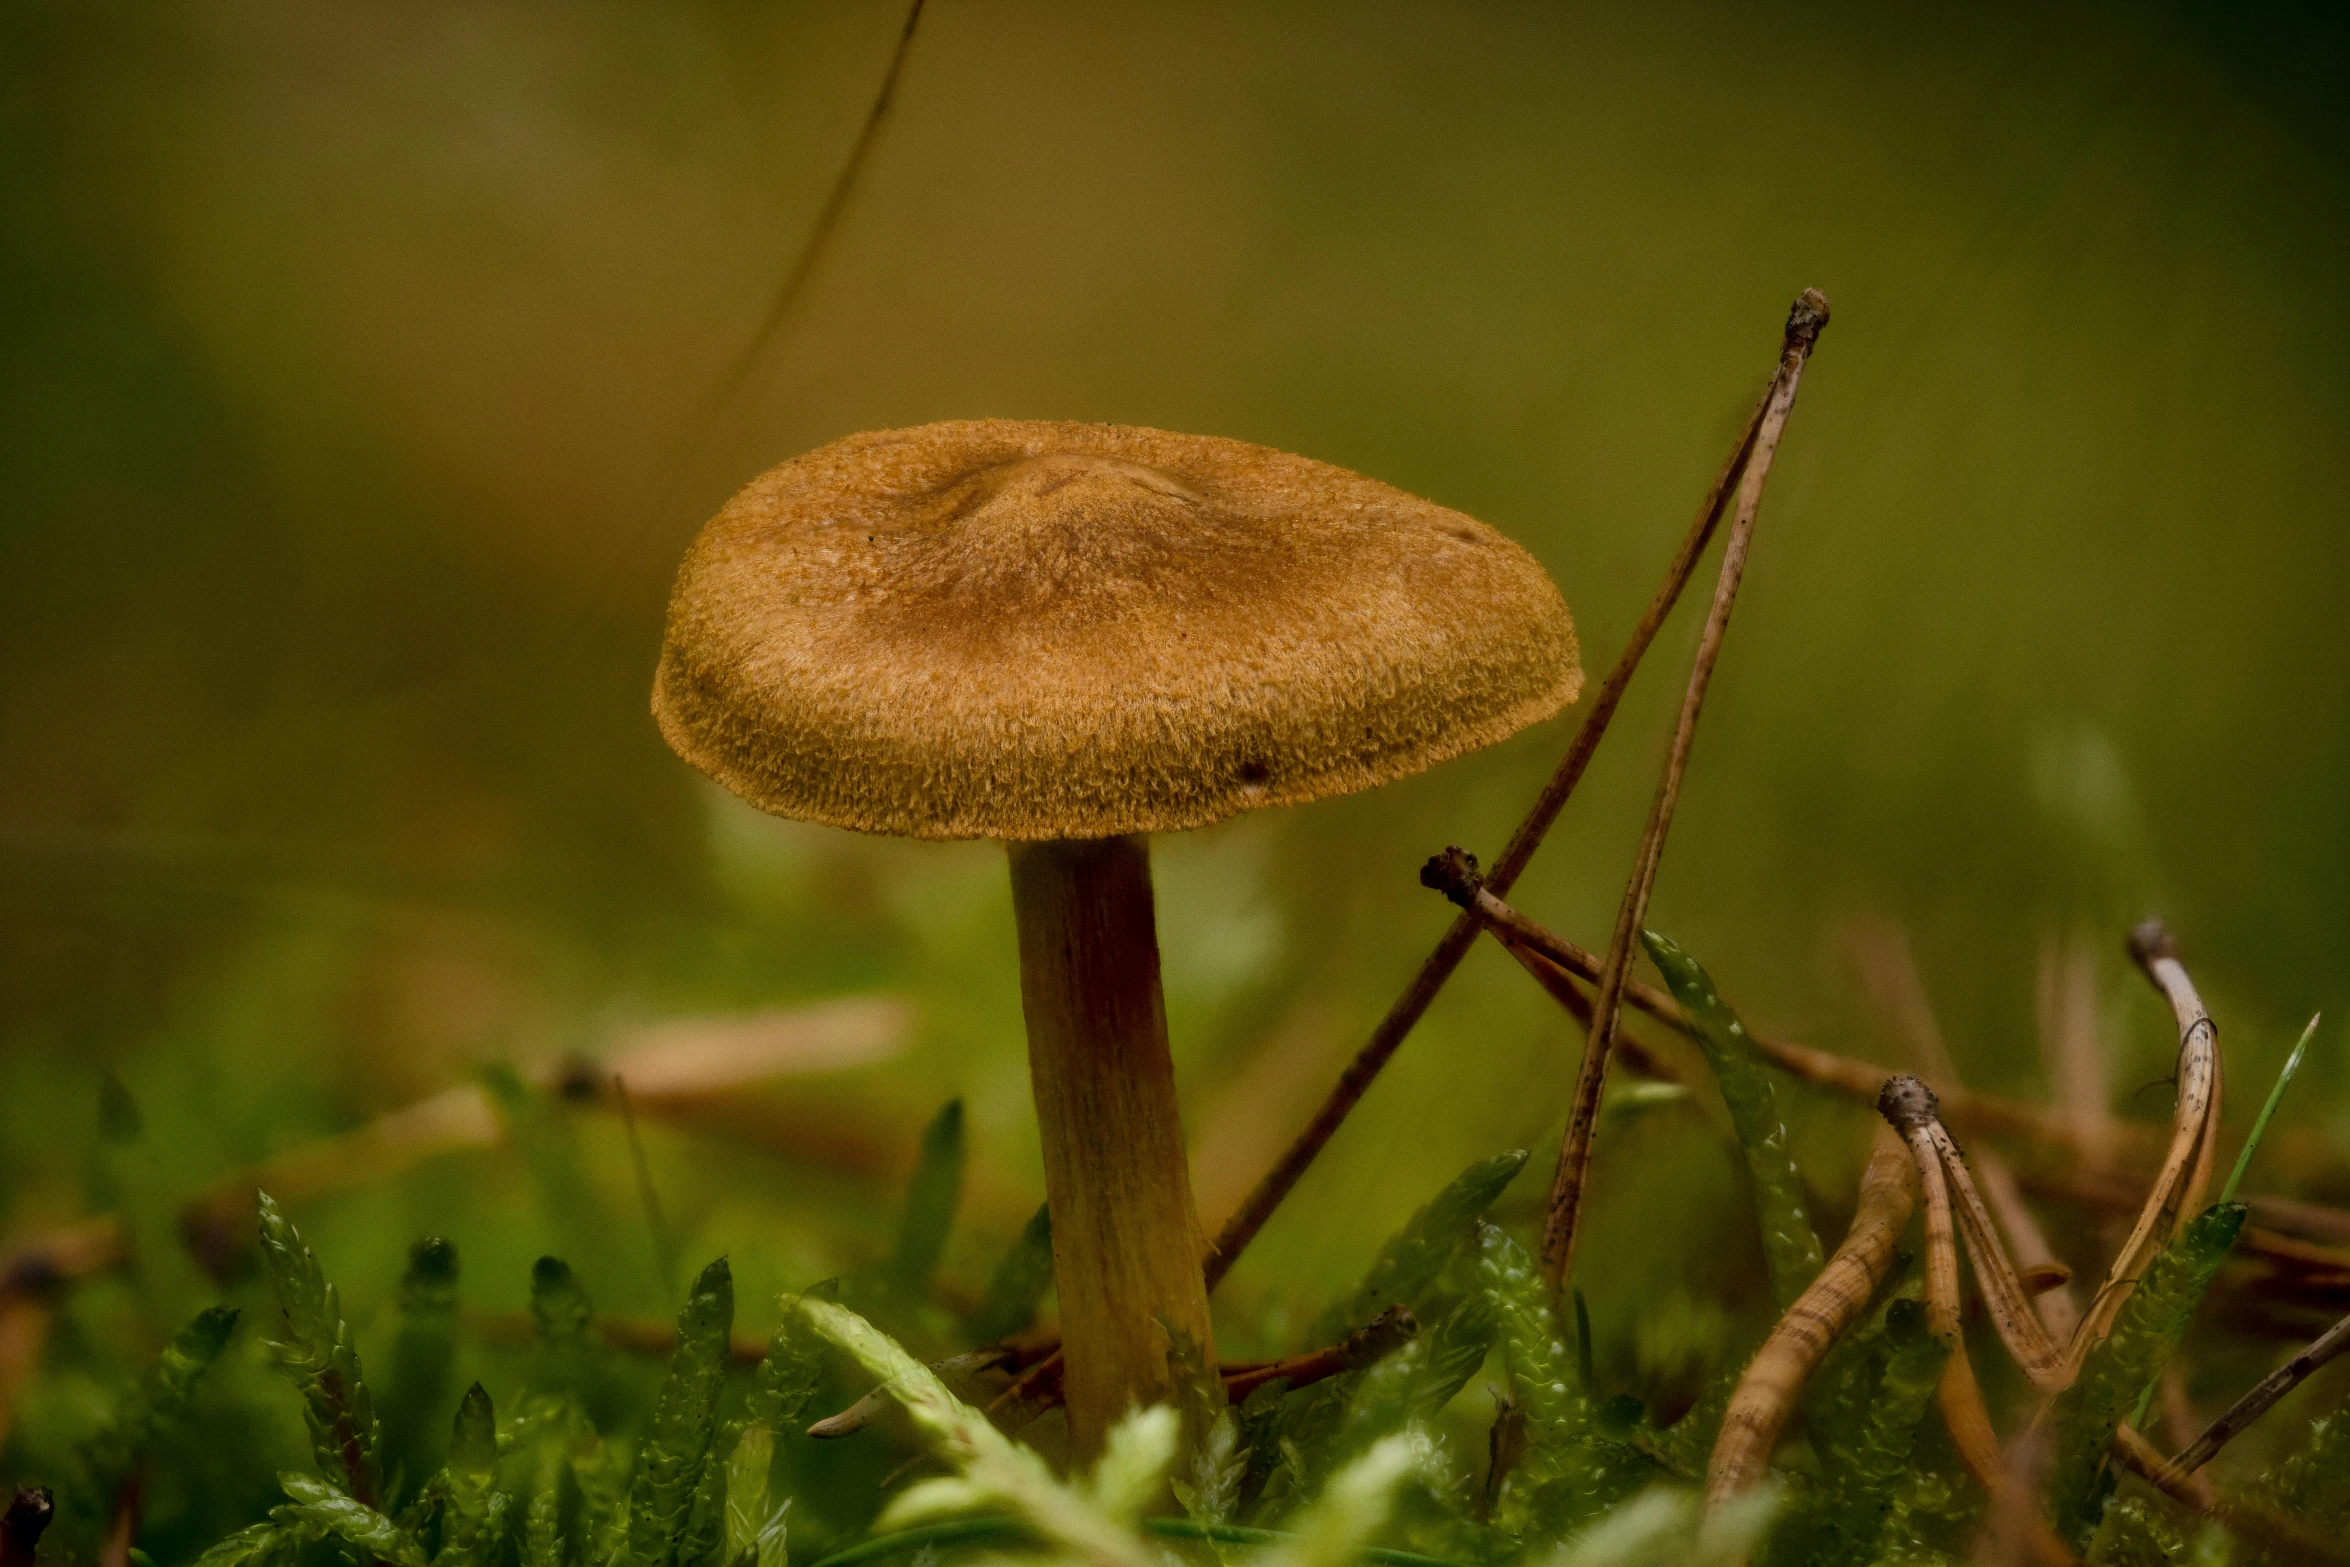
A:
4;0;2347;1424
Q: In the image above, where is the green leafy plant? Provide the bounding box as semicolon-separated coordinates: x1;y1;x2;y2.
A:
256;1190;384;1508
2044;1203;2246;1543
1642;931;1824;1309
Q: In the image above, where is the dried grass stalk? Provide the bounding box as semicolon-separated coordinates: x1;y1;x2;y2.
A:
1704;1124;1915;1511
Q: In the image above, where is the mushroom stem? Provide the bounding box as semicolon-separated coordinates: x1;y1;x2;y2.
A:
1008;835;1217;1459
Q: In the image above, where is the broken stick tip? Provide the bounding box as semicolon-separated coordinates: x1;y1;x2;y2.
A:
2127;916;2179;970
1786;288;1831;349
1419;846;1483;909
1876;1073;1940;1132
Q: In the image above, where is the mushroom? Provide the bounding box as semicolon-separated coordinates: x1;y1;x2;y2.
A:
653;419;1580;1456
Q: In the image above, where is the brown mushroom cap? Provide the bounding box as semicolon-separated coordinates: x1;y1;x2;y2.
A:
654;419;1582;840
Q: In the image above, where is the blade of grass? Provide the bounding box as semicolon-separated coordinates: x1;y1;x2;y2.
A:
885;1099;965;1303
613;1076;681;1306
962;1203;1052;1346
2220;1014;2319;1207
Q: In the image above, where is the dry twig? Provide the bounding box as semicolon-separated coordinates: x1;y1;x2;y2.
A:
665;0;931;465
1219;1305;1420;1400
1880;1081;1997;1485
1480;921;1692;1095
1540;289;1830;1294
2016;1166;2350;1283
1204;298;1807;1284
2172;1304;2350;1474
1427;882;2350;1314
2111;1424;2347;1565
971;1309;1420;1437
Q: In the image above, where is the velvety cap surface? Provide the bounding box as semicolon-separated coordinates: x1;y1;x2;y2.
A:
654;420;1581;840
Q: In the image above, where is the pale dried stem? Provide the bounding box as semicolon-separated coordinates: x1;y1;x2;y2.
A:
1880;1089;1976;1464
2064;921;2223;1380
1884;1079;2075;1565
2037;930;2120;1175
1540;289;1830;1295
1971;1153;2083;1344
1704;1124;1915;1512
2;996;912;1296
1925;1207;2006;1495
1851;916;2082;1341
1927;1122;2067;1390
